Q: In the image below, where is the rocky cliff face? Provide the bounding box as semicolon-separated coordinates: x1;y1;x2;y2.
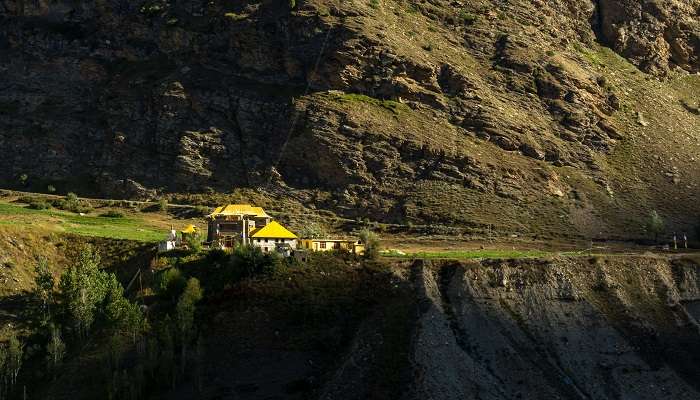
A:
319;257;700;400
1;0;700;237
402;257;700;400
596;0;700;74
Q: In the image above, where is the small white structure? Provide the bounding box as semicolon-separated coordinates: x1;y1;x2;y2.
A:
158;228;178;252
158;240;176;252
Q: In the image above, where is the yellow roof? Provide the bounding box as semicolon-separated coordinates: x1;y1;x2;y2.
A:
250;221;297;239
208;204;270;219
181;225;197;234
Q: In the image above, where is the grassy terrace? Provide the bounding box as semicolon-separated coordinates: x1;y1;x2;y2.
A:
382;249;555;260
0;202;164;242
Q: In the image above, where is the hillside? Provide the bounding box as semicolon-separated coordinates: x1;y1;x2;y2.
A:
2;0;700;240
11;249;698;400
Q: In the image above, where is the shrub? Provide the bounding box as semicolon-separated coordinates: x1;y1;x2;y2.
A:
224;245;280;282
359;229;381;260
645;210;664;242
59;192;92;213
289;0;296;9
185;234;203;253
156;268;187;301
158;198;168;212
19;173;28;186
28;200;51;210
47;185;56;193
459;11;478;25
100;210;124;218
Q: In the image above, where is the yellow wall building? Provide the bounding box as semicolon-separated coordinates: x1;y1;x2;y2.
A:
299;239;365;255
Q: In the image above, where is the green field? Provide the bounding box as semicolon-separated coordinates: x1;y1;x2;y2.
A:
382;249;553;260
0;202;165;242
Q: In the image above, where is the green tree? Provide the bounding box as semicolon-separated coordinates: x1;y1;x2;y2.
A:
226;245;280;283
47;184;56;193
156;268;187;301
359;229;381;260
176;278;203;374
46;325;66;374
104;274;147;342
6;334;23;388
185;233;203;253
646;210;664;242
59;245;109;339
34;258;55;321
158;198;168;212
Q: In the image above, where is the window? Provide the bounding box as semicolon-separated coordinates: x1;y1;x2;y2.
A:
320;242;326;249
333;242;341;249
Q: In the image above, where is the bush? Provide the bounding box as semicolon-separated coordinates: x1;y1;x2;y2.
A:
459;11;478;24
185;234;203;253
359;229;381;260
156;268;187;301
100;210;124;218
47;185;57;193
28;200;51;210
60;192;92;214
225;245;281;282
158;198;168;212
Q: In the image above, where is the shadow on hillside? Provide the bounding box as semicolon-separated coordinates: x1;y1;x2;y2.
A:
418;260;700;399
0;292;44;334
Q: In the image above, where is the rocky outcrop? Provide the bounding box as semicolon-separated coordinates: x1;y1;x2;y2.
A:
595;0;700;74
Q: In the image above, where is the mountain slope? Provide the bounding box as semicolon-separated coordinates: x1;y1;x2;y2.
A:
1;0;699;239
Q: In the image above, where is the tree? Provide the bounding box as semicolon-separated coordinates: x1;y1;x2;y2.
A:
18;173;28;187
34;258;55;321
297;222;327;239
156;268;187;301
6;334;23;389
59;245;109;339
226;245;280;282
645;210;664;242
359;229;381;260
158;198;168;212
104;273;147;342
176;278;203;374
46;325;66;374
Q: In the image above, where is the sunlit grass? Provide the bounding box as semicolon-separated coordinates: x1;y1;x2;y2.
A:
382;249;552;260
0;202;163;242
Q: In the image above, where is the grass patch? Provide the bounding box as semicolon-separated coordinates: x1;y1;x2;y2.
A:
383;249;552;260
0;202;164;242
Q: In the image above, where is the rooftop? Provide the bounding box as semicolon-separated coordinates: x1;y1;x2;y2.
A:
208;204;271;219
250;221;298;239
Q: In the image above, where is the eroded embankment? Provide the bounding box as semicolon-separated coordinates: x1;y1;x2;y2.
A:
403;256;700;400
